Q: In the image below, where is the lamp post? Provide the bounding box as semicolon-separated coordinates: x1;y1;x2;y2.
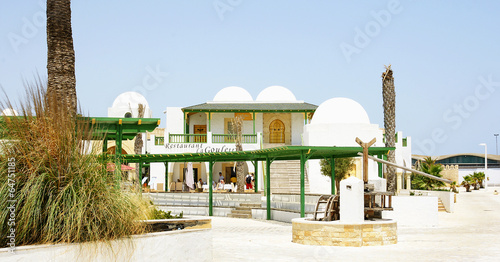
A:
479;143;488;190
494;134;499;155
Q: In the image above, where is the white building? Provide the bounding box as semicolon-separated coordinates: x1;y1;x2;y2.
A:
108;86;412;193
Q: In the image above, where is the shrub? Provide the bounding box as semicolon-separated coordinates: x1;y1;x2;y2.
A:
0;83;146;247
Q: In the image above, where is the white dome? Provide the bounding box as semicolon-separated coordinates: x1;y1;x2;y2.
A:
213;86;253;102
256;86;297;102
1;108;18;116
311;97;370;125
112;92;149;108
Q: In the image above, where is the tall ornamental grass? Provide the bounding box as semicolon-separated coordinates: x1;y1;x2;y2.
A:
0;83;148;247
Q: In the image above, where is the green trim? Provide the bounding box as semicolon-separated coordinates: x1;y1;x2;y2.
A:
300;151;305;218
164;162;169;191
331;157;335;195
253;160;258;193
266;157;271;220
209;160;214;216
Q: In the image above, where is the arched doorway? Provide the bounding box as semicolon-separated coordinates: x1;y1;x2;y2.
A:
269;119;285;143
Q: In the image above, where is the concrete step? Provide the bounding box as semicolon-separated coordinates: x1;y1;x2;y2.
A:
231;210;252;215
438;200;446;212
239;203;261;208
227;213;252;219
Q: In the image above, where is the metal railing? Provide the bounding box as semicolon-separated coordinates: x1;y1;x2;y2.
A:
168;134;207;143
154;136;164;145
212;134;257;144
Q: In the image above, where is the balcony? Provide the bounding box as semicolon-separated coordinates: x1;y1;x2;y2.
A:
167;133;259;144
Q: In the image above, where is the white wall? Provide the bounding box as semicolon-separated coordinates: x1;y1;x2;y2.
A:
382;196;439;227
189;112;207;132
304;122;383;194
0;228;212;262
291;113;304;145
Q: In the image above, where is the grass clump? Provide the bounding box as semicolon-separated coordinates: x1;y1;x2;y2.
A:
0;83;146;247
149;209;183;220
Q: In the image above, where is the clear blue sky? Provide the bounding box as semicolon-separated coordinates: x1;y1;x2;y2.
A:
1;0;500;156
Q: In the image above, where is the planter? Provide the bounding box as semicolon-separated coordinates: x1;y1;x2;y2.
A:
0;218;212;262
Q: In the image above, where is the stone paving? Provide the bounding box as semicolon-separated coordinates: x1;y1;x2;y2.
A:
207;187;500;262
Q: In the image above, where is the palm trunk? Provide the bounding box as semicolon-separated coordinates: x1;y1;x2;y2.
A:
232;117;246;193
382;65;396;192
46;0;77;115
134;104;145;187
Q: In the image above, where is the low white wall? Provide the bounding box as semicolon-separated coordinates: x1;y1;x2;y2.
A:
0;228;212;262
252;209;313;223
382;196;438;227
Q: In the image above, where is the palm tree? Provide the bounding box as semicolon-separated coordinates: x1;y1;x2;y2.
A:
382;65;396;192
134;104;145;187
231;116;245;192
46;0;77;115
411;157;445;190
461;174;474;192
472;172;485;189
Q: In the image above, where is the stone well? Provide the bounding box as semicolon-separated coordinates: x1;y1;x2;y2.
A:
292;218;397;247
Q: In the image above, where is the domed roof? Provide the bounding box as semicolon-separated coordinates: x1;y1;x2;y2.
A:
1;108;18;116
256;86;297;102
213;86;253;102
112;92;149;108
311;97;370;125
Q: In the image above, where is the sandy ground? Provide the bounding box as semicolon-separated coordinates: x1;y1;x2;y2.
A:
208;187;500;262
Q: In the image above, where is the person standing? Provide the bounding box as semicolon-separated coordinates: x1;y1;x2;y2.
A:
245;173;253;190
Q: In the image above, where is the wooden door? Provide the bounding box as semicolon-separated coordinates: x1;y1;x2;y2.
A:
269;120;285;143
194;125;207;142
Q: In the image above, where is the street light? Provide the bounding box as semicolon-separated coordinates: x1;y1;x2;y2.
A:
479;143;488;190
494;134;499;155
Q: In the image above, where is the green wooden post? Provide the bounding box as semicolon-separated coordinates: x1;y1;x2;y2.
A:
208;112;211;132
115;121;123;186
164;162;168;192
266;157;271;220
209;160;214;216
253;160;258;193
139;161;143;192
252;112;256;134
377;154;383;178
102;137;108;153
331;157;335;195
300;151;305;218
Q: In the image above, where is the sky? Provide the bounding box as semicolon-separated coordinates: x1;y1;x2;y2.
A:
1;0;500;157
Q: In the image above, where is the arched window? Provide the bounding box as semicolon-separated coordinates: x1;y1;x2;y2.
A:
124;112;132;118
269;119;285;143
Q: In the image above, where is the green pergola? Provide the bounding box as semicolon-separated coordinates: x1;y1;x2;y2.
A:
123;145;393;220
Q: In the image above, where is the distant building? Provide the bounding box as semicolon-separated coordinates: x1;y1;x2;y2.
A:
412;154;500;186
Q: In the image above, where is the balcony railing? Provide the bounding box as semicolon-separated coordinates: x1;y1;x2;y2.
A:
169;134;207;143
154;136;164;145
167;133;258;144
212;134;257;144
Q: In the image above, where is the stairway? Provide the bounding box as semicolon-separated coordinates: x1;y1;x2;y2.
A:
227;203;260;219
269;160;310;194
438;199;446;212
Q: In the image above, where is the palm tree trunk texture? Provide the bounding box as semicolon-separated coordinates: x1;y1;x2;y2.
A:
46;0;77;115
134;104;145;186
232;117;245;193
382;65;396;192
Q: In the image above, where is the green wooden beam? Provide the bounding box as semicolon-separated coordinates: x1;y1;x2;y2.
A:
300;151;305;218
266;157;271;220
164;162;169;192
331;157;335;195
209;160;214;216
253;160;258;193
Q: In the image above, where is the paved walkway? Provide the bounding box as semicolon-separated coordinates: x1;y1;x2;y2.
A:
209;187;500;262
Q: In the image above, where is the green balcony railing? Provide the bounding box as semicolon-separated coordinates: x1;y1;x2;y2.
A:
169;134;207;143
155;136;164;145
212;134;257;144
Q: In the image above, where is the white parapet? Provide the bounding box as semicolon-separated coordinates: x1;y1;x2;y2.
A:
340;176;364;223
